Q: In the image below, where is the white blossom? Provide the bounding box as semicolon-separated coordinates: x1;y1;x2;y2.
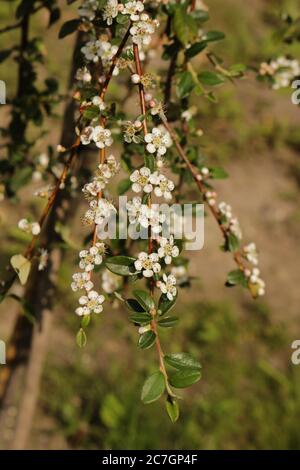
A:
76;66;92;83
129;13;159;46
81;40;102;62
79;242;105;272
144;127;172;157
246;268;265;296
158;235;179;264
243;242;258;265
38;248;48;271
122;1;144;21
93;125;113;149
157;273;177;301
91;95;106;110
130;166;155;193
76;290;105;315
134;251;161;277
126;197;149;227
18;218;41;236
218;201;232;220
152;173;174;200
103;0;119;25
71;272;94;292
229;217;242;240
80;125;94;145
78;0;98;21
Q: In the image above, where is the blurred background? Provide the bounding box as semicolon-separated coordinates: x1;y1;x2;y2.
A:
0;0;300;450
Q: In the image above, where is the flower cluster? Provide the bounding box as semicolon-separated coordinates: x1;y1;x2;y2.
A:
144;127;172;157
130;167;174;200
80;125;113;148
259;56;300;89
130;13;159;46
82;155;120;198
218;200;242;240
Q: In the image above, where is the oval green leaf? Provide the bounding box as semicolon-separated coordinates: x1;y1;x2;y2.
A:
141;371;165;404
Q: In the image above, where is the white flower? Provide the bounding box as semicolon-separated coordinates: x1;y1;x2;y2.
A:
157;274;177;301
79;242;105;272
92;126;113;148
129;13;159;46
158;235;179;264
243;242;258;265
98;40;119;73
78;0;98;21
18;218;41;236
134;251;161;277
38;248;48;271
229;217;242;240
91;95;106;110
130;167;154;193
144;127;172;157
76;290;105;315
38;153;49;168
147;206;166;234
76;66;92;83
102;269;120;294
80;126;94;145
97;154;120;179
103;0;118;25
153;173;174;200
218;201;232;220
246;268;265;296
81;40;102;62
122;1;144;21
94;198;117;226
205;191;217;206
82;179;105;198
126;197;149;227
71;272;94;292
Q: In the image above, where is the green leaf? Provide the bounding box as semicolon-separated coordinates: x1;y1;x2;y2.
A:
76;328;87;348
173;6;198;46
227;233;240;252
209;167;229;179
117;178;131;195
198;71;225;86
125;298;146;313
164;353;201;371
158;293;177;315
158;316;179;328
169;369;202;388
141;371;165;404
59;19;80;39
105;256;136;276
166;396;179;423
144;153;156;172
133;290;155;312
185;41;207;59
138;330;156;349
81;315;90;328
10;254;31;286
129;312;152;325
177;71;195;99
226;269;248;287
203;30;225;42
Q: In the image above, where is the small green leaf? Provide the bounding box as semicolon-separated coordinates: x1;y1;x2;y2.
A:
226;269;248;287
10;254;31;286
138;330;156;349
117;178;131;195
105;256;136;276
169;369;201;388
158;316;179;328
59;19;80;39
203;30;225;42
177;71;195;99
125;298;146;313
141;371;165;404
185;41;207;59
133;290;155;312
76;328;87;348
209;167;229;179
81;315;90;328
129;312;152;325
227;233;240;252
164;353;201;371
158;293;177;315
173;6;198;46
144;153;156;172
166;396;179;423
198;71;225;86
